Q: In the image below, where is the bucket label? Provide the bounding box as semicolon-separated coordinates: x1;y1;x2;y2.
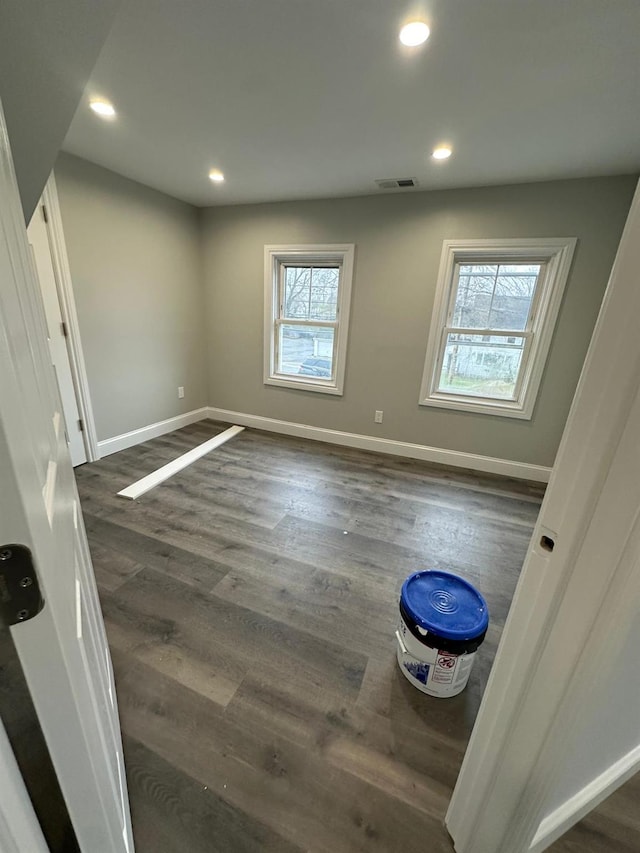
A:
453;654;474;687
432;652;458;684
403;660;430;685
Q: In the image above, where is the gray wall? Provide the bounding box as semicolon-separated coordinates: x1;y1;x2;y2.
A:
0;0;121;221
55;153;207;442
540;609;640;822
200;176;636;467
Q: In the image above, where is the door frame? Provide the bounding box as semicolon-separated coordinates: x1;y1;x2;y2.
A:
0;717;48;853
2;114;638;853
446;180;640;851
38;174;99;462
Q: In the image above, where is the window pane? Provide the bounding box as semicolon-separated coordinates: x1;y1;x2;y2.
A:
499;264;541;274
283;267;311;318
460;264;498;276
283;265;339;321
490;274;538;330
437;333;525;400
277;324;335;378
453;275;494;327
452;263;541;331
310;267;339;321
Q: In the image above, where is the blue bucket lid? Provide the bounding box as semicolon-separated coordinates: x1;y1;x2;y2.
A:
400;570;489;641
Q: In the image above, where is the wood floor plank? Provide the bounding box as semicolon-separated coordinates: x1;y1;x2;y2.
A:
106;619;242;709
212;553;397;658
124;735;304;853
84;514;232;592
103;566;367;700
226;673;462;803
142;475;288;530
87;539;144;592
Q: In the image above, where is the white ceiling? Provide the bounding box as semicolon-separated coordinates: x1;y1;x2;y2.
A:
63;0;640;207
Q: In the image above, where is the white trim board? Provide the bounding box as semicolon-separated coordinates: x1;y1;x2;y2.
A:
43;174;100;462
118;425;244;499
96;404;551;482
205;407;551;483
97;407;210;457
528;744;640;853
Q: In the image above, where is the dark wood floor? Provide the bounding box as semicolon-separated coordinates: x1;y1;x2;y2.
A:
73;419;631;853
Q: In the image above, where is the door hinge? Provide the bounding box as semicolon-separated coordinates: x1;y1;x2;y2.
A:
61;320;68;337
77;418;84;432
0;545;44;626
41;204;49;224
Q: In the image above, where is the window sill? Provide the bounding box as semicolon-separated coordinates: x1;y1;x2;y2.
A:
264;375;344;396
419;393;533;420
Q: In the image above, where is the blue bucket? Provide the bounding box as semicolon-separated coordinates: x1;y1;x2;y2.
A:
396;570;489;697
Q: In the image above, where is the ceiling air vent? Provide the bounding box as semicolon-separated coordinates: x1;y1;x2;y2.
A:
375;177;419;189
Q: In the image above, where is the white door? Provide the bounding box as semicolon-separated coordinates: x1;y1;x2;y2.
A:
27;203;87;466
0;101;133;852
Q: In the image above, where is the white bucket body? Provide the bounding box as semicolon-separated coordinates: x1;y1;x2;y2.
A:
396;616;476;698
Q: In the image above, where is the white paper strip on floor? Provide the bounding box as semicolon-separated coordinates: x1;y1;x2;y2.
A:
117;425;245;500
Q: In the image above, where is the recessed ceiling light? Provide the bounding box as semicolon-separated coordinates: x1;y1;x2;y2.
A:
89;99;116;118
399;21;430;47
432;146;452;160
208;169;225;183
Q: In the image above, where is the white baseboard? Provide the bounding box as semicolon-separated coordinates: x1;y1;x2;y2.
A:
529;744;640;852
205;407;551;483
96;404;552;482
97;407;210;457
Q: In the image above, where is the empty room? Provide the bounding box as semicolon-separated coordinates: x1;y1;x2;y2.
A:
1;2;640;852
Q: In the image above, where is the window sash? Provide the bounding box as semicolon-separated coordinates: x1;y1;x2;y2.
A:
433;259;547;404
442;326;533;339
277;262;342;323
274;318;338;329
446;260;547;333
272;257;344;385
273;318;339;382
434;328;534;403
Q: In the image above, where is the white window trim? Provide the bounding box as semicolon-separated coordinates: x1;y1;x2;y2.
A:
263;244;355;395
419;237;577;420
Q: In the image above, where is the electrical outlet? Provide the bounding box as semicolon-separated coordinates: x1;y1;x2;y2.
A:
178;386;185;399
374;410;383;423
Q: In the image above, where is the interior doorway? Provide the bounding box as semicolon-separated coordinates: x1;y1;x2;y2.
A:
26;177;97;466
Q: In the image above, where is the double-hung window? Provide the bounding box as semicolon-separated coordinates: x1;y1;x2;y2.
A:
264;244;355;395
419;238;576;419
